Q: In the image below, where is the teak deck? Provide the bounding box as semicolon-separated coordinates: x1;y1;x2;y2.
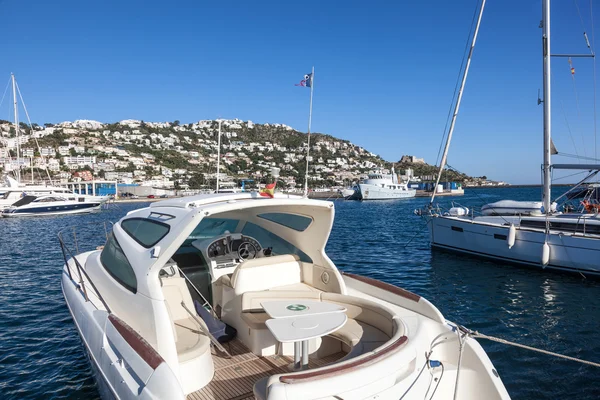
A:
187;339;344;400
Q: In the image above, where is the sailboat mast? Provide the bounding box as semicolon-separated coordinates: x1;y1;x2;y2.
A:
541;0;552;213
430;0;486;205
11;73;21;183
216;119;222;193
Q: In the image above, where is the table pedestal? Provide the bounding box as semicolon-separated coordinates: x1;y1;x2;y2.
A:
293;340;309;370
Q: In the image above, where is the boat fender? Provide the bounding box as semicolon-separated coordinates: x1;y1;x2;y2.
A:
507;224;516;249
541;242;550;267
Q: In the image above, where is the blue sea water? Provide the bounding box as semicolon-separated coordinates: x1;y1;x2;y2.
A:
1;187;599;399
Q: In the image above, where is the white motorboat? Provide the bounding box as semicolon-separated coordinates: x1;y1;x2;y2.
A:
60;192;509;400
0;74;108;210
0;176;109;211
356;168;416;200
422;0;600;276
2;194;102;217
339;185;359;199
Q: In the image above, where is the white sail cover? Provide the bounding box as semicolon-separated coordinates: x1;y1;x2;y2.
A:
481;200;557;216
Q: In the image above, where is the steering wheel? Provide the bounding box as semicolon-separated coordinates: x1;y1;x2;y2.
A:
237;241;258;260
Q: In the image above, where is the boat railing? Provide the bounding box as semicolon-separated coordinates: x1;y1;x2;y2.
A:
58;221;114;313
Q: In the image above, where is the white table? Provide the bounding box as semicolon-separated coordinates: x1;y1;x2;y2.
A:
261;300;347;370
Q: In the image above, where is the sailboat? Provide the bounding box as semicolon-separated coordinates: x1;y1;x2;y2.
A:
422;0;600;277
0;74;108;214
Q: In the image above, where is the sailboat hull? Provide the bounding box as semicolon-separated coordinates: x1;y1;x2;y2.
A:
427;215;600;276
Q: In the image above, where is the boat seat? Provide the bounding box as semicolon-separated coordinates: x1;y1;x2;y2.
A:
321;293;400;360
230;254;303;295
162;277;212;362
171;316;211;362
255;295;409;398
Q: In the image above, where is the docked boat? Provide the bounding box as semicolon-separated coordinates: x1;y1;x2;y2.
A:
60;192;509;399
2;194;102;217
0;176;109;211
421;0;600;277
0;74;108;211
356;168;416;200
338;185;359;199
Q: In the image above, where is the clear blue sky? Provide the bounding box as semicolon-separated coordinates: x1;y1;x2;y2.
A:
0;0;598;184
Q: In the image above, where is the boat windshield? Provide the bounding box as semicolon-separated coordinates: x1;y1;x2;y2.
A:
187;218;240;242
11;195;37;207
179;217;312;262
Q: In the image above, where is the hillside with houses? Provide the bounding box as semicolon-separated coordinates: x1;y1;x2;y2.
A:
0;118;488;191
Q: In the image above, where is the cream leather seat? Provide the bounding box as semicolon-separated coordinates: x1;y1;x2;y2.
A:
162;277;212;363
319;293;402;360
220;254;325;355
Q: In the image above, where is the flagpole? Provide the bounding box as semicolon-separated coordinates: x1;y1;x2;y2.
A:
304;66;314;197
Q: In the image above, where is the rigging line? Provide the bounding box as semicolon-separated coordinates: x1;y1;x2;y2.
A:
592;0;598;176
553;171;598;203
552;170;589;182
15;81;53;185
435;0;481;167
573;0;588;33
568;59;587;158
555;151;600;161
0;76;11;111
559;98;580;160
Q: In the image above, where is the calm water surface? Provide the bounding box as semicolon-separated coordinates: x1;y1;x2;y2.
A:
1;187;599;399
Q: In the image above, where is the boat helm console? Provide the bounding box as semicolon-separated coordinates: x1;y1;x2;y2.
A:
192;233;273;270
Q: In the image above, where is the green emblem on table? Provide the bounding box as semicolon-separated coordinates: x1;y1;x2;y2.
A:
286;304;307;311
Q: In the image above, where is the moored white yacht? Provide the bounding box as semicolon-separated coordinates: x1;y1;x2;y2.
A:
356;168;416;200
3;194;103;217
0;176;109;211
60;192;509;399
421;0;600;277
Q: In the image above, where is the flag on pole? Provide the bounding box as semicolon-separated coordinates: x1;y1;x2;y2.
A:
569;57;575;75
260;182;276;198
295;73;313;87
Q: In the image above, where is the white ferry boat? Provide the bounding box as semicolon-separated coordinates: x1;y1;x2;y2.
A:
357;168;416;200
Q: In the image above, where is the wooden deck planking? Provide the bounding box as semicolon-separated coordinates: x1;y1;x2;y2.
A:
187;339;345;400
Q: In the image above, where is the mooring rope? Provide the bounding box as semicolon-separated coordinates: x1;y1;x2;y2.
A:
468;330;600;368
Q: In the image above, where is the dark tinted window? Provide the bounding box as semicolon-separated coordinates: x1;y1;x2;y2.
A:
100;232;137;293
121;218;170;248
242;222;312;263
258;213;312;231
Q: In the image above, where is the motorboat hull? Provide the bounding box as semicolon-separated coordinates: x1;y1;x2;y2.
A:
2;202;101;217
59;194;509;400
358;183;416;200
427;214;600;276
61;256;183;400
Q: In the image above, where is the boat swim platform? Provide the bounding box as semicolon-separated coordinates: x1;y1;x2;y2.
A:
187;339;345;400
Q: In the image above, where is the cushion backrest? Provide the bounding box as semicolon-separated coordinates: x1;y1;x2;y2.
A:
321;293;396;337
231;254;303;295
162;277;195;321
